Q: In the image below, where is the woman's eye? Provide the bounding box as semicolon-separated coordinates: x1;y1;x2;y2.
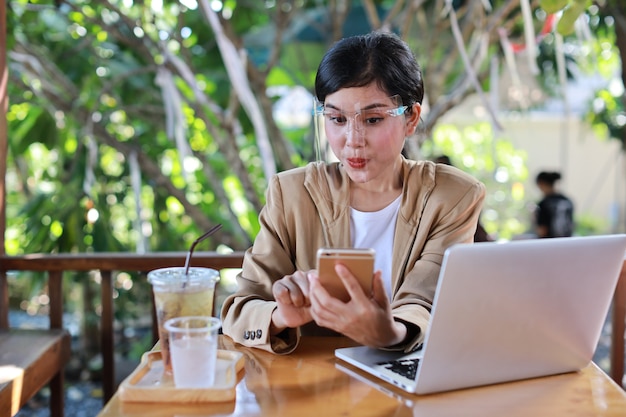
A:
326;114;347;124
364;116;384;124
321;110;390;127
363;112;386;125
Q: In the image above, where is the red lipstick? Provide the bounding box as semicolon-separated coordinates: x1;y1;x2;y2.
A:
347;158;367;169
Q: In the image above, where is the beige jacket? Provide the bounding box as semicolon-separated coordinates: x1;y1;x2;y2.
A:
221;159;485;354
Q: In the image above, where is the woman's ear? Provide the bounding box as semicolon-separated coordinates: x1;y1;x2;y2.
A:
405;103;421;136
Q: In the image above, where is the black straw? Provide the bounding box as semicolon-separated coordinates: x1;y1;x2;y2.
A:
184;224;223;275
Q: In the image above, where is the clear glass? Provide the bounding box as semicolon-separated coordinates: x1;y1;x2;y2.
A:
164;316;221;388
147;267;219;373
315;105;407;132
313;94;407;161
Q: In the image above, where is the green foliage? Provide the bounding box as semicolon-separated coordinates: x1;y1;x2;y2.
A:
581;8;625;147
557;0;592;35
586;86;625;147
575;213;610;236
7;0;267;257
539;0;570;14
539;0;591;35
422;123;530;241
537;3;625;149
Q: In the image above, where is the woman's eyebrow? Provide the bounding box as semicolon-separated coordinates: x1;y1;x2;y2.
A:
323;102;393;111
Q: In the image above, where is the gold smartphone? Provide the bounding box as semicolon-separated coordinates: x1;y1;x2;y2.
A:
316;248;375;302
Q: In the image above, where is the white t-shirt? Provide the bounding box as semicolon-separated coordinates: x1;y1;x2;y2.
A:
350;196;401;300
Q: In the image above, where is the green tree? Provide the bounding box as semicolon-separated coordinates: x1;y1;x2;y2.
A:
6;0;548;256
538;0;626;147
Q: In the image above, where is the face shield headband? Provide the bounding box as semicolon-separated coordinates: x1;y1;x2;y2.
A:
313;94;408;162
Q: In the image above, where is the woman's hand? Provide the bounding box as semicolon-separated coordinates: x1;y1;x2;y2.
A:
270;270;314;334
308;264;407;348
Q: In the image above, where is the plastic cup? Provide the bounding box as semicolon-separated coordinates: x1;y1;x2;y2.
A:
147;267;220;373
164;316;221;388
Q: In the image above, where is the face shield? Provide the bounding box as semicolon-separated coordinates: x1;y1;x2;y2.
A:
313;95;408;162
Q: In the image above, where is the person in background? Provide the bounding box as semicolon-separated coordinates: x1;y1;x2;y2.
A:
534;171;574;238
433;155;492;242
221;31;485;355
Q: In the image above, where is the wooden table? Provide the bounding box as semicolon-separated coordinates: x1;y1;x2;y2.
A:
97;336;626;417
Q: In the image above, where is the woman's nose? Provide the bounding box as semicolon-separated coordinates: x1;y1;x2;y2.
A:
345;115;366;146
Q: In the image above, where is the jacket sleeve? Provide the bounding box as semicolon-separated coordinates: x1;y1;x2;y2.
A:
220;175;302;354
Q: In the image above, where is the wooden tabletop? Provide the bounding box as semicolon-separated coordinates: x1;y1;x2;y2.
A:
97;335;626;417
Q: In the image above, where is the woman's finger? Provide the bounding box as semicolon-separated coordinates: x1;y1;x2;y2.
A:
334;263;368;301
371;271;389;308
273;276;308;307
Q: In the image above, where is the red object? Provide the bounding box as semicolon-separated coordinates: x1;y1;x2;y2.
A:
510;14;556;52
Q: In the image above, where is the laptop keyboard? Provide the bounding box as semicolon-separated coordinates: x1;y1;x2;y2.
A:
377;358;420;380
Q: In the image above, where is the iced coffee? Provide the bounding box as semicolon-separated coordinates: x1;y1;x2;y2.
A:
147;267;219;373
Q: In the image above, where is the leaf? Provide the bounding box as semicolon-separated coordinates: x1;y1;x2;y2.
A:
556;1;588;35
539;0;570;14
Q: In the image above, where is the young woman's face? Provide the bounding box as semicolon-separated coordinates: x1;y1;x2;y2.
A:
322;84;420;184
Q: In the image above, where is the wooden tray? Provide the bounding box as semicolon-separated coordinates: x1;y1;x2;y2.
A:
118;349;245;403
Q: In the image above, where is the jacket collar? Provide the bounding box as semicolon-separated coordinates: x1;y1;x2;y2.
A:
303;159;437;252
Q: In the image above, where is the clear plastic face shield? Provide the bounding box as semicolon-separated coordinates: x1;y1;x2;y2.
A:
313;94;408;162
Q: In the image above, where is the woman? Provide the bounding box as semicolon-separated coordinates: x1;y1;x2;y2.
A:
534;171;574;238
221;31;485;354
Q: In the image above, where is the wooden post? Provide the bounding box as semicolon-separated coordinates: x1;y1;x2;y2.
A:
100;270;116;404
0;0;9;330
1;0;8;257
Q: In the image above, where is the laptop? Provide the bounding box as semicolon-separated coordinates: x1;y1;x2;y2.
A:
335;234;626;394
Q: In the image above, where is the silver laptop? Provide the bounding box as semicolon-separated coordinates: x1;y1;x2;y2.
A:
335;234;626;395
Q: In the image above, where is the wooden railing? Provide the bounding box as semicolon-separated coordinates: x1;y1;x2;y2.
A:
0;251;245;405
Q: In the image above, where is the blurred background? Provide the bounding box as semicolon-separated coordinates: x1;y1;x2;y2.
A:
2;1;625;414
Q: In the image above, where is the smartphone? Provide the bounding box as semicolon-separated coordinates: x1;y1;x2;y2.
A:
316;248;375;302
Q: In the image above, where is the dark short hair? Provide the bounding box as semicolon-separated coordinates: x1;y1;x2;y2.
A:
536;171;562;185
434;155;452;165
314;31;424;111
